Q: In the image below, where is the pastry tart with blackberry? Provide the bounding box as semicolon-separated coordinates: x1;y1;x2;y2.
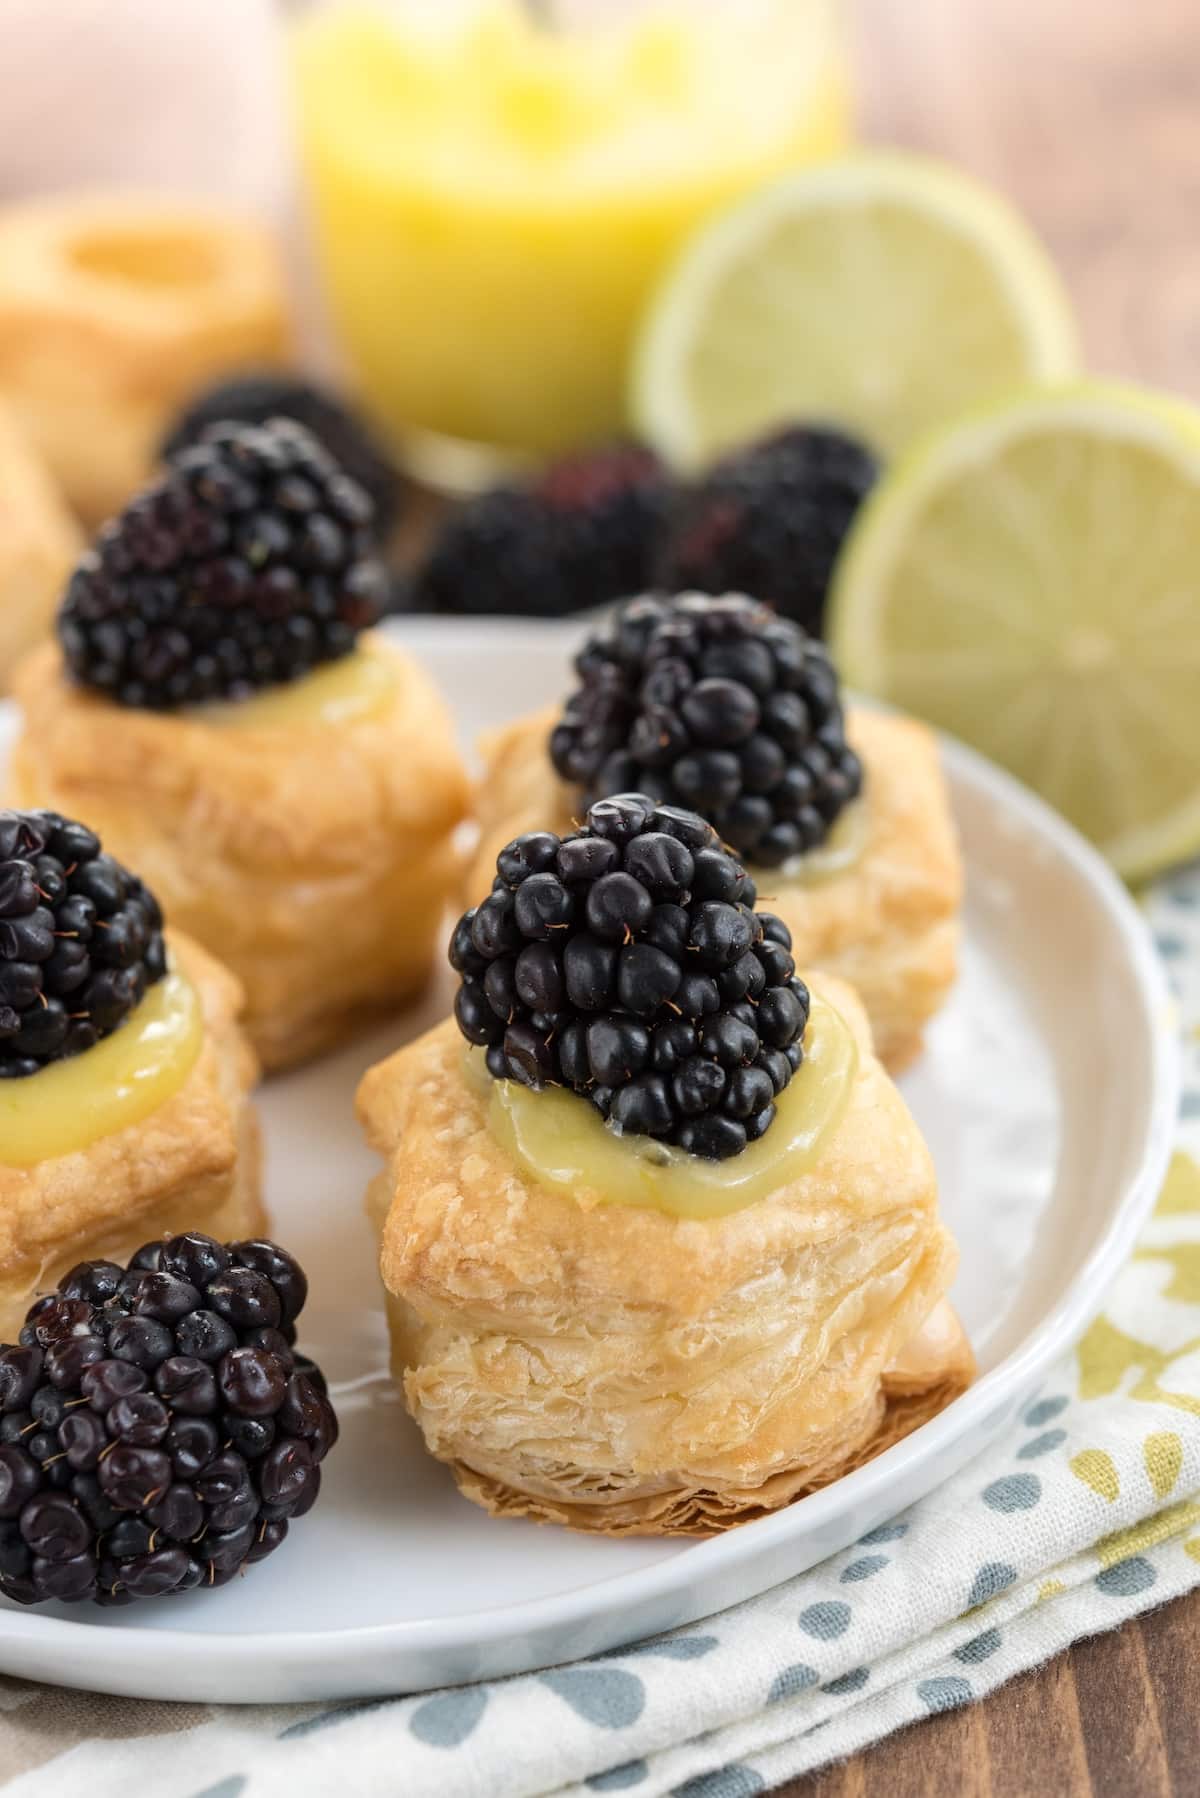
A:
11;419;470;1071
0;809;261;1344
360;795;972;1536
466;593;962;1071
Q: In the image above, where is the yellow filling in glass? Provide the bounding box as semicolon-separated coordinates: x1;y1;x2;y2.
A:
482;992;857;1220
0;973;203;1168
188;646;398;731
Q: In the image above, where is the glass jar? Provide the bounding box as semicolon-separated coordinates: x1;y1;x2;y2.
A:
292;0;850;487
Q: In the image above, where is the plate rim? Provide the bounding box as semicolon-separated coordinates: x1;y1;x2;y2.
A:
0;656;1180;1690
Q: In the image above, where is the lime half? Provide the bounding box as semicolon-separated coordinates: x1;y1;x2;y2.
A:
632;151;1077;469
829;382;1200;883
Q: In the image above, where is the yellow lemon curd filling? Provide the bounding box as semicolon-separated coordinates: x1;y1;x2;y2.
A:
479;991;857;1220
187;645;398;731
0;972;203;1167
292;0;849;457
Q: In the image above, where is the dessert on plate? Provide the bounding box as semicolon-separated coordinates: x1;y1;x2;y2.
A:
11;418;471;1071
0;1233;337;1608
360;794;972;1535
467;592;962;1070
0;400;81;692
0;192;290;525
0;809;261;1346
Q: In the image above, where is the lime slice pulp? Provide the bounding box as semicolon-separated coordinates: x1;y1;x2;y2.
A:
828;381;1200;883
632;151;1078;469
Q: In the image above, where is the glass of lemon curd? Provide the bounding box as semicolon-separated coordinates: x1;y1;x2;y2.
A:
292;0;849;485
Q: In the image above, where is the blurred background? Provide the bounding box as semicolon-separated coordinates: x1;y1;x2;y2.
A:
0;0;1195;875
0;0;1192;399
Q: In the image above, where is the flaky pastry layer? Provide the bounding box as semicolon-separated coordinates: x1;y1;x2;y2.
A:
11;635;472;1071
0;930;264;1343
464;704;962;1072
359;977;971;1537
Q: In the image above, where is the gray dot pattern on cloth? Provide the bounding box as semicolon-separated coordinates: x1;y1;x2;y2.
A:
539;1668;647;1729
1095;1557;1158;1597
798;1601;852;1640
767;1664;820;1704
671;1767;765;1798
967;1562;1018;1607
982;1473;1042;1512
917;1675;974;1714
953;1628;1003;1665
840;1554;889;1582
821;1668;869;1696
409;1687;489;1748
587;1760;650;1791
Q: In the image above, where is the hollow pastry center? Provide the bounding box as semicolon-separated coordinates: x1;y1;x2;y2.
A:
185;645;399;730
480;991;858;1219
0;972;203;1167
65;227;224;291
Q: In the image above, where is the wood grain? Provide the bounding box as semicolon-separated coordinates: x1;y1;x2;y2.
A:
777;2;1200;1791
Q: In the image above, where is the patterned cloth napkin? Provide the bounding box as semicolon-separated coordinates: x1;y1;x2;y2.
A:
4;866;1200;1798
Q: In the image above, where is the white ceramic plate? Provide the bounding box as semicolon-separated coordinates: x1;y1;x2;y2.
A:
0;618;1178;1704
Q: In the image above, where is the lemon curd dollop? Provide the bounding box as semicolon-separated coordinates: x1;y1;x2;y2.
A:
0;972;203;1168
770;795;871;888
478;992;857;1220
187;644;398;731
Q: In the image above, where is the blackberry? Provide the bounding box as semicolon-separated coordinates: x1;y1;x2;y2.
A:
450;793;810;1160
0;1234;336;1608
549;593;862;867
0;810;165;1078
161;372;402;541
656;426;879;637
59;419;387;709
408;443;667;618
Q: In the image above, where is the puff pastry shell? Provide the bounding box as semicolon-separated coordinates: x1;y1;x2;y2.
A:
0;400;81;692
10;635;472;1071
359;976;972;1537
0;193;290;526
466;704;962;1071
0;930;263;1344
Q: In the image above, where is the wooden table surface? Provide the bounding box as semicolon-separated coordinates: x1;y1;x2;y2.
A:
776;4;1200;1793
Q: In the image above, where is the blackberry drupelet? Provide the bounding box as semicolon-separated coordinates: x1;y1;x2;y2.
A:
59;419;387;709
0;1234;337;1608
0;810;165;1079
409;443;667;618
161;372;402;542
656;426;879;638
549;592;863;867
450;793;810;1160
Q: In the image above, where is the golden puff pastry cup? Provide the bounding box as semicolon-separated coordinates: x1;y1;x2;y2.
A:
358;975;973;1538
469;701;961;1072
11;633;472;1073
0;192;290;525
0;400;82;691
0;929;262;1345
